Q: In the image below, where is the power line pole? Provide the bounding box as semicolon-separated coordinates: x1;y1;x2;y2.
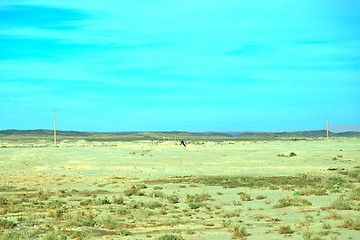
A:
326;119;329;140
54;110;57;147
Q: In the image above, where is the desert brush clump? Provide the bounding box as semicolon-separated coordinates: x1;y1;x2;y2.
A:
0;227;36;240
112;195;124;205
36;189;51;201
237;192;251;201
0;198;9;205
123;183;147;196
272;197;312;208
188;202;203;209
340;218;360;231
227;225;247;239
277;152;297;157
330;196;356;210
255;195;267;200
278;225;294;234
167;195;180;204
118;227;132;236
149;190;165;198
186;191;212;203
0;219;16;230
99;215;123;229
157;234;184;240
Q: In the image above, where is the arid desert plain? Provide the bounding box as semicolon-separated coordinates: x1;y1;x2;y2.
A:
0;136;359;239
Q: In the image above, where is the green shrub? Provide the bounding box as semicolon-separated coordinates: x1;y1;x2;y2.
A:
0;198;9;205
42;233;57;240
100;215;122;229
79;199;93;206
100;198;111;205
314;189;328;196
167;196;179;204
188;202;202;209
55;209;64;219
255;195;267;200
230;225;247;238
278;225;294;234
157;234;184;240
0;227;36;239
331;197;352;210
81;220;97;227
273;197;312;208
118;227;132;236
237;192;251;201
37;189;50;201
0;219;16;230
146;201;163;209
289;152;297;157
186;192;212;203
112;195;124;205
123;184;146;196
341;218;360;231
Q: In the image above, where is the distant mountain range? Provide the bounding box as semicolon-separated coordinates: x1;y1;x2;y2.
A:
320;125;360;133
1;126;360;139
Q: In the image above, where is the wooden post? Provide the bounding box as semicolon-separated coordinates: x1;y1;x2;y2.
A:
54;111;57;147
326;119;329;140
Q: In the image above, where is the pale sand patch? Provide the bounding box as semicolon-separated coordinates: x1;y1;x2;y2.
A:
0;173;88;186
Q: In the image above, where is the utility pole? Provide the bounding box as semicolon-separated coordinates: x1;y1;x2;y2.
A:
326;119;329;140
54;110;57;147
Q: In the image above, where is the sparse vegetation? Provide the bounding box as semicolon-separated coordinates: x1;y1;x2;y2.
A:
157;234;184;240
278;225;294;234
237;192;251;201
1;137;360;239
272;197;312;208
341;218;360;231
0;219;16;230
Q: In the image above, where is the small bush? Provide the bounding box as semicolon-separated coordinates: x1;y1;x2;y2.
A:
37;189;51;201
314;189;328;196
149;191;165;198
272;197;312;208
0;219;16;229
255;195;267;200
42;233;57;240
146;201;163;209
186;192;212;203
118;227;132;236
55;209;64;219
341;218;360;231
0;198;9;205
112;195;124;205
322;222;331;229
100;215;123;229
123;184;146;196
100;198;111;205
278;225;294;234
167;196;179;204
331;197;352;210
157;234;184;240
81;220;97;227
237;192;251;201
289;152;297;157
188;202;202;209
0;227;36;239
80;199;93;206
71;231;87;239
228;225;247;238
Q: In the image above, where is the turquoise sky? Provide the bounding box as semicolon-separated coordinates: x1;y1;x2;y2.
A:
1;0;359;131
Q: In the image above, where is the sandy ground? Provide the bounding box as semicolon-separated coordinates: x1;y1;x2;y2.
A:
0;138;359;239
